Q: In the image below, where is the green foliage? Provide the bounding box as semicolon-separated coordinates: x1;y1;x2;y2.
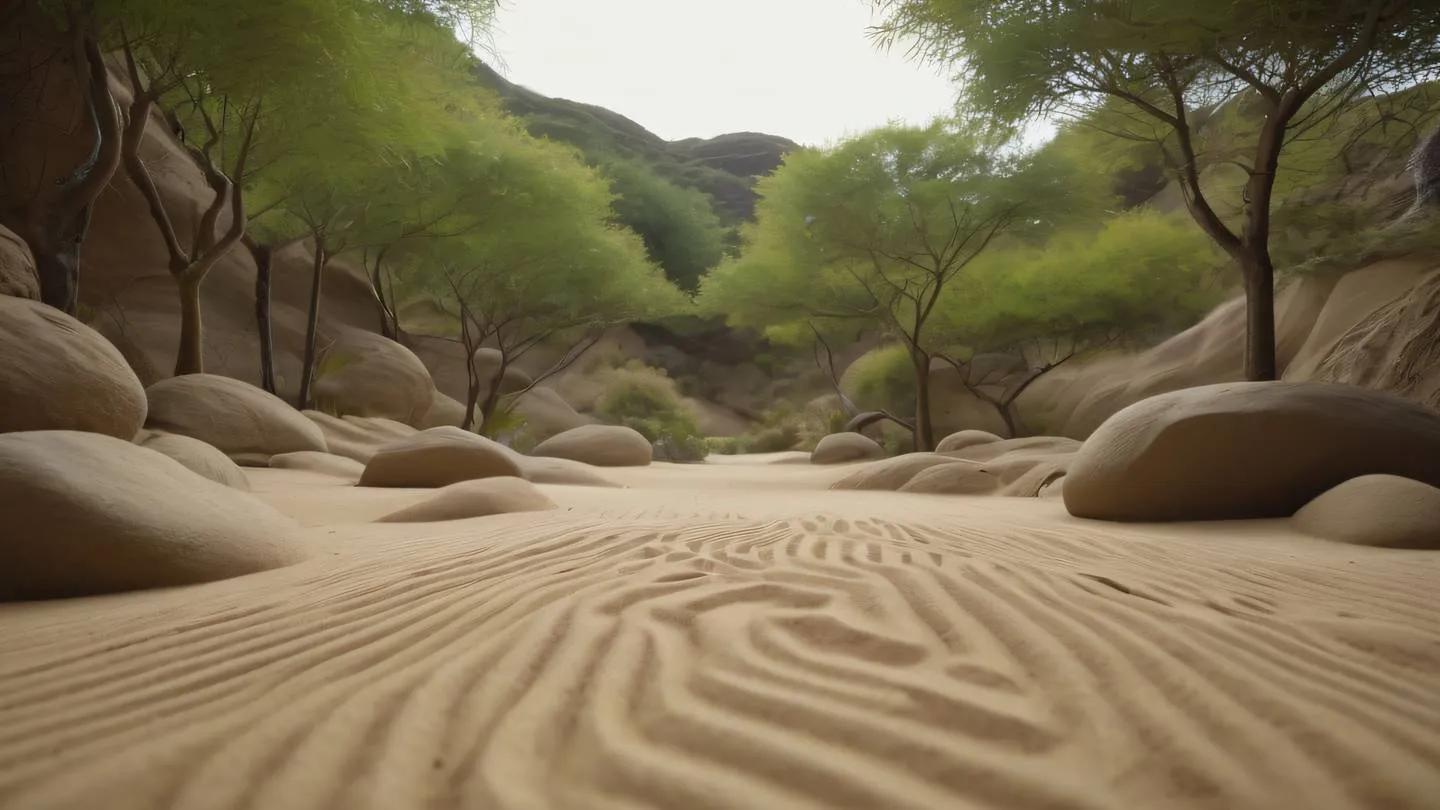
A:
600;157;728;292
937;210;1228;352
594;363;708;461
841;345;917;416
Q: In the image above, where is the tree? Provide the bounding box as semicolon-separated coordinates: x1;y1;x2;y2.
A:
932;210;1226;435
600;157;727;292
874;0;1440;380
403;149;688;433
0;1;122;314
700;121;1096;450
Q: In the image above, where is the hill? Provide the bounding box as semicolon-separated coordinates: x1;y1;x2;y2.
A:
472;62;799;224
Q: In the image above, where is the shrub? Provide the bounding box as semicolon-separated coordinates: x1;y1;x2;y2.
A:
841;344;916;416
594;363;708;462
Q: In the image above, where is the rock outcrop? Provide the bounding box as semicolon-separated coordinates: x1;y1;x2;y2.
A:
0;431;303;600
145;374;328;457
0;225;38;300
810;432;887;465
1292;474;1440;549
1064;381;1440;522
532;425;653;467
0;295;147;439
310;330;437;427
138;432;251;490
359;426;523;488
268;451;366;480
377;477;557;523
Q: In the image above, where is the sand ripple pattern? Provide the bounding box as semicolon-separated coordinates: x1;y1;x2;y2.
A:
1;511;1439;809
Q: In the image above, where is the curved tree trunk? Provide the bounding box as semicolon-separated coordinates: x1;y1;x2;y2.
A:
24;32;122;313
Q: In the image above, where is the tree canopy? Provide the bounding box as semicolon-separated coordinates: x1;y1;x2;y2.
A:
700;120;1105;448
873;0;1440;380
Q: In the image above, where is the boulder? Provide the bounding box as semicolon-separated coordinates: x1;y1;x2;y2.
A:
230;453;273;468
511;386;592;440
1293;475;1440;549
418;392;469;429
517;456;623;488
810;432;887;465
472;347;533;397
0;295;147;439
997;455;1073;498
935;429;1004;454
830;453;966;491
1064;381;1440;522
139;432;250;490
898;462;1000;495
146;374;327;457
311;330;437;427
377;477;557;523
269;451;366;480
0;431;303;601
945;436;1082;463
359;426;523;488
305;411;416;464
0;224;39;300
532;425;653;467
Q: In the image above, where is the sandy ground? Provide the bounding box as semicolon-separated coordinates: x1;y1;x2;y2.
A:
1;457;1439;809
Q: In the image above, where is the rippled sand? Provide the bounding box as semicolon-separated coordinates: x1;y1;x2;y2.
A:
1;459;1438;809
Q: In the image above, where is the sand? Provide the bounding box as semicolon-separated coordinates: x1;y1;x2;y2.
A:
1;457;1438;809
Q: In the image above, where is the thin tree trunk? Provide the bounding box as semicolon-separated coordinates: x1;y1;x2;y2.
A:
912;349;935;452
173;273;204;375
296;242;326;410
476;356;507;436
1240;110;1286;383
459;304;480;431
250;241;276;394
1241;254;1279;381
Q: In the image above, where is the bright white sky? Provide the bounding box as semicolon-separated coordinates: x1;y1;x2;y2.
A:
486;0;963;146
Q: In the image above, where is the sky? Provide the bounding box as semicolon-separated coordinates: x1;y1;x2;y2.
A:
485;0;964;147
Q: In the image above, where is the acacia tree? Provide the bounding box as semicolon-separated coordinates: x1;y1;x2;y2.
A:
0;0;122;313
700;122;1091;450
875;0;1440;380
402;149;686;432
933;210;1225;435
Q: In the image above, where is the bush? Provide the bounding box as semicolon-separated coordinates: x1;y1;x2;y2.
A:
841;344;916;416
594;363;708;462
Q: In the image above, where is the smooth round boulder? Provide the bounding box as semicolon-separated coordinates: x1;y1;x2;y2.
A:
517;456;623;488
269;451;366;480
417;392;469;429
146;374;327;457
0;431;304;600
935;429;1004;454
0;295;146;439
532;425;653;467
830;453;965;491
1064;381;1440;522
946;436;1082;463
377;477;557;523
1293;475;1440;549
305;411;416;464
810;432;887;465
898;461;999;495
0;224;39;300
311;330;436;427
472;348;533;397
359;426;523;488
139;432;250;490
